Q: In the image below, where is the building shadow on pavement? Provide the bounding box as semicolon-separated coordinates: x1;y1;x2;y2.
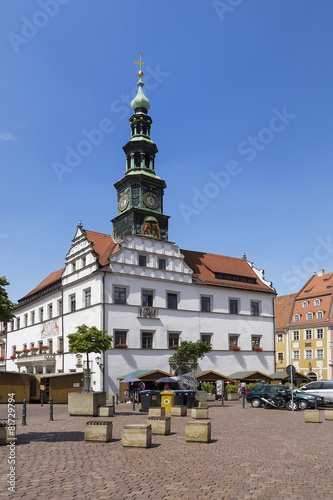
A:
17;431;84;444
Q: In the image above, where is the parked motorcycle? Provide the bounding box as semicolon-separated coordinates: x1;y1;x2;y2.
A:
260;390;300;411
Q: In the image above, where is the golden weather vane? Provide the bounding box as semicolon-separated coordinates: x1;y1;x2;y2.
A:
134;51;145;77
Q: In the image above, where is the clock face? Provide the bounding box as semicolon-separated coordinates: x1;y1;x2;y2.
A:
118;194;129;211
143;192;159;209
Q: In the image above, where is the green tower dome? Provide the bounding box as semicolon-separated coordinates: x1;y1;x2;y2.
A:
131;78;150;112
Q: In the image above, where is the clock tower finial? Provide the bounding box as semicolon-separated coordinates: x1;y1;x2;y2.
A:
111;56;169;242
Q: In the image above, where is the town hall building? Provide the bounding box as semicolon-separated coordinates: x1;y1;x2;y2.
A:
6;63;277;397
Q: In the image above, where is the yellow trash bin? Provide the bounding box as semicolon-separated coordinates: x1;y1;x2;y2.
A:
160;391;174;413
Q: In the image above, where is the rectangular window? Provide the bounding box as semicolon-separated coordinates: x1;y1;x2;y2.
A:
316;349;324;359
58;300;63;316
39;308;44;322
277;352;284;362
251;301;260;316
49;339;53;354
31;311;35;325
142;290;153;307
293;331;300;341
48;303;53;319
85;289;91;307
11;320;14;331
114;287;126;304
24;314;28;327
201;296;211;312
229;299;239;314
17;318;20;329
158;258;166;270
70;295;76;312
305;350;312;360
252;336;261;349
81;256;86;267
277;333;283;343
168;333;180;349
316;328;324;339
167;293;178;309
142;332;153;349
58;337;63;351
115;330;127;347
201;334;212;346
139;255;146;267
229;335;239;348
305;329;312;340
293;350;300;360
132;186;139;207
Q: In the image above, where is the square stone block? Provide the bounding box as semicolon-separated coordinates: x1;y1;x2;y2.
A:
304;410;320;423
324;410;333;421
148;407;165;418
148;416;171;435
185;420;211;443
97;406;114;417
122;424;152;448
198;401;208;409
84;421;113;442
68;392;106;416
0;423;15;446
192;408;209;419
171;405;187;417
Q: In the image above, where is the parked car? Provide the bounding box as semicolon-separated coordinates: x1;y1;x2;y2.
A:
246;385;326;409
298;381;333;404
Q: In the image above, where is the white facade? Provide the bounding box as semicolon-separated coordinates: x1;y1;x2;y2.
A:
6;230;276;397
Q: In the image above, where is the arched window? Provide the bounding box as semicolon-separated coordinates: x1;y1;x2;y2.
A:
302;301;308;308
306;312;313;321
316;310;323;320
294;314;300;322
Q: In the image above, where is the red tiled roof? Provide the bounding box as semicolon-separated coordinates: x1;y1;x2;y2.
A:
274;293;297;330
181;249;274;293
19;269;64;301
84;230;119;266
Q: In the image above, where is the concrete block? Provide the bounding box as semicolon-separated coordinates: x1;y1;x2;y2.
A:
171;405;187;417
148;407;165;418
304;410;320;423
68;392;106;416
324;410;333;421
97;406;114;417
192;408;209;419
148;416;171;435
0;423;15;446
84;420;113;442
185;420;211;443
122;424;152;448
198;401;208;409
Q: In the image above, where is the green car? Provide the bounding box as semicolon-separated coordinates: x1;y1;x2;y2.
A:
246;385;326;410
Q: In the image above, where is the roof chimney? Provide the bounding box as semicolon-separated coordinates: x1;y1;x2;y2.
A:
318;269;325;277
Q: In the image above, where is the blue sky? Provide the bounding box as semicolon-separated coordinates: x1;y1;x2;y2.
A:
1;0;333;302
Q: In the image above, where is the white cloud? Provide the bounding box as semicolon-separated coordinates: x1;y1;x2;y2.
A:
0;131;16;141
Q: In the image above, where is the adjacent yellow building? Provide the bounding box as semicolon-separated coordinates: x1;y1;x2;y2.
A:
275;270;333;381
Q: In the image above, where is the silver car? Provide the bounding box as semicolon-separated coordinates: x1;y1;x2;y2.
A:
299;381;333;403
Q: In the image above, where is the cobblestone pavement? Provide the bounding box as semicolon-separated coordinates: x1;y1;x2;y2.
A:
1;401;333;500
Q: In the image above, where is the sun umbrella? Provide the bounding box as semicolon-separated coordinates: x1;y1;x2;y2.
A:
121;377;141;383
155;376;179;383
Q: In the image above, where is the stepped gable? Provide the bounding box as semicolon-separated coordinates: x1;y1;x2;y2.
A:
274;293;297;329
181;249;274;293
19;269;64;302
84;230;119;266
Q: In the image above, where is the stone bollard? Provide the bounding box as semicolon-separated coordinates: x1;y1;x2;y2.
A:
148;416;171;435
148;407;165;418
185;420;211;443
324;410;333;421
97;406;114;417
84;420;113;442
171;405;187;417
304;410;320;423
122;424;152;448
192;407;209;419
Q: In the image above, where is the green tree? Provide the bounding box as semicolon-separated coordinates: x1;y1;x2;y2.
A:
0;277;16;322
169;340;212;387
67;325;112;392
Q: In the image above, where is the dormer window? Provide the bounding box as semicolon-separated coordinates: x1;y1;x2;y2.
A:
302;301;308;308
306;312;313;321
314;299;320;307
316;310;323;320
294;314;300;322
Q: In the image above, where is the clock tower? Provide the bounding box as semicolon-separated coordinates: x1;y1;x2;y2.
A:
112;55;169;242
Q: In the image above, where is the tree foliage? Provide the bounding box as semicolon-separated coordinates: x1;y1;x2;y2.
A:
67;325;112;392
169;340;212;370
0;277;16;322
